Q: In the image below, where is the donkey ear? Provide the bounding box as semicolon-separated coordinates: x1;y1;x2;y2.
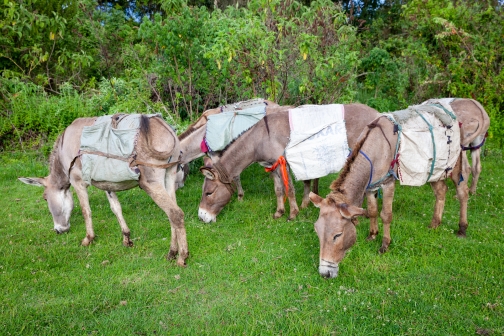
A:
338;203;367;220
309;192;324;208
203;156;213;167
18;177;46;187
199;167;216;180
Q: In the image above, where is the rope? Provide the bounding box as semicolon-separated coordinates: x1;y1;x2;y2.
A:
265;156;289;202
359;150;374;189
360;115;402;191
212;161;237;195
426;103;457;120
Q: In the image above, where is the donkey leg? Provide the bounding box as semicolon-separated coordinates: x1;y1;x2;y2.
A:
235;175;244;201
71;180;95;246
141;181;188;266
429;180;448;229
451;158;470;237
105;191;133;247
366;191;379;241
143;171;189;266
270;171;286;219
378;182;395;254
286;173;299;221
469;147;482;195
312;179;319;195
301;180;311;208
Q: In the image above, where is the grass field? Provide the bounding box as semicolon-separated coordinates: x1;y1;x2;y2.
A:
1;147;503;335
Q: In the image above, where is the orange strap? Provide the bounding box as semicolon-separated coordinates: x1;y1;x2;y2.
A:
265;155;289;201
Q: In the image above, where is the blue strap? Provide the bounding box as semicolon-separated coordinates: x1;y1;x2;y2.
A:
359;150;373;189
427;103;457;120
413;109;436;183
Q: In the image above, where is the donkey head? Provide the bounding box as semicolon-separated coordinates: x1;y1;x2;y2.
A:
18;176;74;234
198;157;233;223
309;192;366;278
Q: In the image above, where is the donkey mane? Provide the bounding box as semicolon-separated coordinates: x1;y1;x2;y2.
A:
329;117;384;194
178;113;209;141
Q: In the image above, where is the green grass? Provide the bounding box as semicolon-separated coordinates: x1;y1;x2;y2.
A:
1;148;503;335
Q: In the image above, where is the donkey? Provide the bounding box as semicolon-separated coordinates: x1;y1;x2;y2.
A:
423;98;490;195
198;104;381;223
309;102;488;278
19;114;189;267
176;99;280;198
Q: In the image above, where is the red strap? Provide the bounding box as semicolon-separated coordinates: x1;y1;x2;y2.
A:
200;138;209;153
265;156;289;201
390;153;400;170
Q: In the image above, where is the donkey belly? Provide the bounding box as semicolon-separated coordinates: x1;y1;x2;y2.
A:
91;180;139;192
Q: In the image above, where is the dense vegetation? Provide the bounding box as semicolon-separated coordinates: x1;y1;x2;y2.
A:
1;0;503;151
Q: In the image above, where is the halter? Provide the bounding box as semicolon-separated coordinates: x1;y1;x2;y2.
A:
212;161;238;195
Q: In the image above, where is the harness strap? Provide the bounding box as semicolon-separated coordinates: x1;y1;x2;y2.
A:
212;161;237;195
359;150;374;189
68;150;179;176
360;115;402;191
413;109;436;183
461;132;488;151
265;155;289;202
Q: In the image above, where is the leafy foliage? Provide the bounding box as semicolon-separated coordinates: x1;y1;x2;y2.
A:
1;0;503;150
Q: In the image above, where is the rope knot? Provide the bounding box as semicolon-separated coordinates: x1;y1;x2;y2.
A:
265;156;289;202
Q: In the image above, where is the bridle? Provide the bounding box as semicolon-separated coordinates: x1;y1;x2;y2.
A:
211;161;237;195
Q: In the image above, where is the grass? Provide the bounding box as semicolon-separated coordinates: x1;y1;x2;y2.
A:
1;147;503;335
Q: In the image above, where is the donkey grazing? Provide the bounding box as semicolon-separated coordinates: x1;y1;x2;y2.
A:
177;99;279;198
310;101;489;278
423;98;490;195
198;104;380;223
19;114;189;267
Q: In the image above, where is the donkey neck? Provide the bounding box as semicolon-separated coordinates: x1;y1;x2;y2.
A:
332;118;398;206
218;113;290;178
332;155;373;206
49;137;71;189
179;126;206;164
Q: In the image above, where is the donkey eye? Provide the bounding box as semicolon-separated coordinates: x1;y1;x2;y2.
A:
333;233;342;241
205;192;212;197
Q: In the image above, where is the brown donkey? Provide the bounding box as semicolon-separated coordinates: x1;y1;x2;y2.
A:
309;101;488;278
198;104;380;223
423;98;490;194
19;115;189;267
177;99;280;198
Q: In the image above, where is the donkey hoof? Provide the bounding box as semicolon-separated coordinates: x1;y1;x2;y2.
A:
300;201;309;209
456;230;467;238
166;250;178;260
81;237;93;246
429;220;441;229
273;211;284;219
123;240;134;247
378;246;389;254
287;212;299;221
176;259;187;267
366;234;377;241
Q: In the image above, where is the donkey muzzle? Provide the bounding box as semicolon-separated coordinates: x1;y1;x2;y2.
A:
319;259;339;278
